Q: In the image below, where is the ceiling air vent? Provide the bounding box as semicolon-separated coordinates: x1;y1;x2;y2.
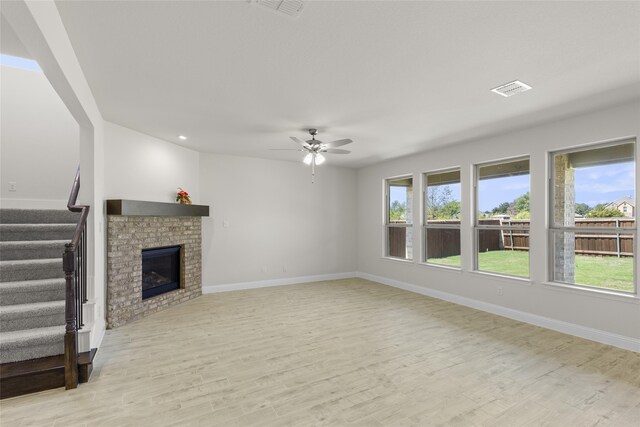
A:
491;80;532;98
255;0;304;18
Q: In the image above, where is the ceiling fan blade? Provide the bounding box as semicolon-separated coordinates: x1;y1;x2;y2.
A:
323;139;352;148
322;148;351;154
290;136;311;148
269;148;302;151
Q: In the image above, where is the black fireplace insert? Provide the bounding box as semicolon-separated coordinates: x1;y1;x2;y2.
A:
141;245;181;299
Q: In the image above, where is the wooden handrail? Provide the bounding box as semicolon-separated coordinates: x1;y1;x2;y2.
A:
67;166;82;212
63;166;90;390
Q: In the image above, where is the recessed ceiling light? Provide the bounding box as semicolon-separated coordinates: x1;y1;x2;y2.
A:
178;135;187;140
491;80;532;97
254;0;304;18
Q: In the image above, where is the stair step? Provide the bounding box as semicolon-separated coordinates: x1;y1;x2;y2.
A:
0;278;65;305
0;258;63;282
0;300;65;332
0;325;64;364
0;224;76;242
0;240;67;261
0;353;65;399
0;348;97;399
0;209;79;225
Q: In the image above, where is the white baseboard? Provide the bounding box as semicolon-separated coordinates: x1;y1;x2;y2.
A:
0;198;67;209
356;272;640;353
91;321;106;350
202;272;358;294
78;327;92;353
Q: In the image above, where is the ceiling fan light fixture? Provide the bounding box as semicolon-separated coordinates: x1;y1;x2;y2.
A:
303;153;313;165
277;129;353;182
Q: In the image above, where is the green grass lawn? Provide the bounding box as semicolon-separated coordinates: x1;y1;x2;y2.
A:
428;250;634;292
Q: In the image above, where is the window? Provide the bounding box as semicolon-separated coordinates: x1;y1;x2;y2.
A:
423;169;461;267
475;158;530;278
385;176;413;260
551;140;635;294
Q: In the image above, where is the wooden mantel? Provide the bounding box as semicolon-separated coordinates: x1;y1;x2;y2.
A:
106;199;209;217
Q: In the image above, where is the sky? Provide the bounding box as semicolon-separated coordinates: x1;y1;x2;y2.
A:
389;161;634;213
574;162;634;207
478;174;529;212
0;54;42;72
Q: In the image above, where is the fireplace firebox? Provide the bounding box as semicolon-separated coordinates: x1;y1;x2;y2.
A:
141;246;181;299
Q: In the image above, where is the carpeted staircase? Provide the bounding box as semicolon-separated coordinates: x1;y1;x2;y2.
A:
0;209;78;364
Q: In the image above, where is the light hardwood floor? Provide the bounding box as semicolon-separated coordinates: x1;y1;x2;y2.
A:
2;278;639;426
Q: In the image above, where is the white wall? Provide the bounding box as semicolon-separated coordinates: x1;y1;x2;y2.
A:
0;65;79;208
200;153;357;287
357;101;640;347
103;122;199;203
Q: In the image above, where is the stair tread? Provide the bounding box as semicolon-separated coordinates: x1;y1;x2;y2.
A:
0;240;67;261
0;300;65;316
0;240;68;247
0;258;62;266
0;209;79;225
0;224;75;229
0;325;64;347
0;279;65;306
0;278;65;290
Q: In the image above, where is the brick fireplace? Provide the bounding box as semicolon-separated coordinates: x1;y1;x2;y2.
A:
106;200;209;328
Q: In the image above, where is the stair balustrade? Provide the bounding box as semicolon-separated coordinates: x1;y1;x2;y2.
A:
63;167;89;390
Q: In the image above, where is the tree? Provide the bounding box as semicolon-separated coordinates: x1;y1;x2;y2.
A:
575;203;590;216
514;192;530;213
586;204;621;218
427;185;455;219
389;200;407;221
426;186;452;218
443;200;461;219
431;200;461;220
492;202;510;215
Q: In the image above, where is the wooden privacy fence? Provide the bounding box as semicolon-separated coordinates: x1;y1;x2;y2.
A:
423;218;634;259
566;218;633;257
388;222;407;258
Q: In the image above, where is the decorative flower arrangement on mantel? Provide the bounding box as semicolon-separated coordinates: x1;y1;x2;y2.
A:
176;188;192;205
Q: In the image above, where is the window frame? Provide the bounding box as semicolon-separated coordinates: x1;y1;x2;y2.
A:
474;156;531;279
384;175;414;260
548;139;637;295
422;168;461;268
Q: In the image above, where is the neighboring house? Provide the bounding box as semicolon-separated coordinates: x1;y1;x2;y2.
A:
491;214;511;220
605;196;635;217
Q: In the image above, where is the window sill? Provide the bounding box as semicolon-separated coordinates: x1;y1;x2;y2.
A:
541;281;639;304
381;256;414;264
468;270;532;284
418;262;462;272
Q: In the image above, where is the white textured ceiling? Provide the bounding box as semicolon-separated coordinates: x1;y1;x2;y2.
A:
54;1;640;167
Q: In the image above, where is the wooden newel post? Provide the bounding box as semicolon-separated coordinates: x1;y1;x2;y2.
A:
63;243;79;390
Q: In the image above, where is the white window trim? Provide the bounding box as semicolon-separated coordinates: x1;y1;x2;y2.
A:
548;138;637;296
423;168;461;268
384;175;414;261
473;156;531;278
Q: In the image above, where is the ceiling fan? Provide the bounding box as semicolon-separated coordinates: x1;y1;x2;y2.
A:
271;129;353;182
